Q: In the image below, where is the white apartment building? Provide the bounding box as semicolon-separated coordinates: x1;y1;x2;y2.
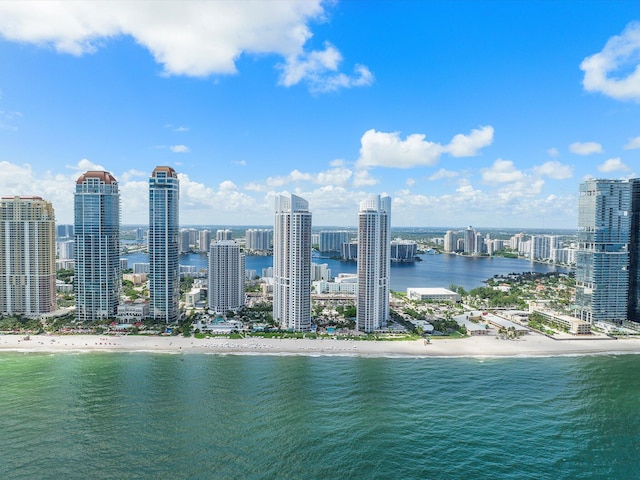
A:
273;194;312;331
357;194;391;332
209;240;245;314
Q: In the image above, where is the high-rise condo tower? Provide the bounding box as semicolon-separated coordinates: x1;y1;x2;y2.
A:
273;194;312;331
0;196;56;314
575;179;631;324
148;166;180;323
74;171;120;321
357;194;391;332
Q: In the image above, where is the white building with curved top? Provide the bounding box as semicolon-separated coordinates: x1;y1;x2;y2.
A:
273;194;312;331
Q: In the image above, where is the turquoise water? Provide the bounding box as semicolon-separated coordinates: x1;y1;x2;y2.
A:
1;353;638;479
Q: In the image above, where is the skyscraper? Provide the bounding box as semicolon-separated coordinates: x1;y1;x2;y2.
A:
216;229;233;241
575;179;631;324
357;195;391;332
319;231;350;254
209;240;245;314
148;166;180;324
463;226;475;254
245;228;272;251
198;229;211;253
443;230;457;253
628;178;640;322
74;171;120;321
273;194;312;331
0;196;56;314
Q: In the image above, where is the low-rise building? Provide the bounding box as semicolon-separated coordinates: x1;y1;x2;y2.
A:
123;273;147;286
116;301;149;323
407;287;461;303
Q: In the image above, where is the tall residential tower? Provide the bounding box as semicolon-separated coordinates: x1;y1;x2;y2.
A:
0;196;56;314
209;240;245;314
357;195;391;332
148;166;180;323
74;171;120;321
273;194;312;331
575;179;631;324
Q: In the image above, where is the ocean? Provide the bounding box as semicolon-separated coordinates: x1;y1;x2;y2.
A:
1;352;639;479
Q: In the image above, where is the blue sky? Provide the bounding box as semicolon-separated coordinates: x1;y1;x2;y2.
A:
0;1;639;228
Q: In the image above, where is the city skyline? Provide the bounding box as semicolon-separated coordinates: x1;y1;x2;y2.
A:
1;2;639;228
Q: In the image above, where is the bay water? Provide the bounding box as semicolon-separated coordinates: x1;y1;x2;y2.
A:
125;252;571;291
1;352;639;479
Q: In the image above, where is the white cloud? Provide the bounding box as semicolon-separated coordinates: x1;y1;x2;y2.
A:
356;129;446;169
244;182;267;192
406;178;416;187
623;136;640;150
170;144;190;153
569;141;603;155
445;126;494;157
481;159;525;184
580;21;640;102
597;157;630;172
547;147;559;157
177;173;262;221
315;167;353;186
0;107;23;131
0;158;581;228
356;126;494;170
233;160;247;166
279;42;374;93
119;169;148;182
352;169;378;187
66;158;106;172
532;161;573;180
164;124;189;132
0;1;371;93
428;168;459;181
265;166;353;188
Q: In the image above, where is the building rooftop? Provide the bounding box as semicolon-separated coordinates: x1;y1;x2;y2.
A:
152;166;178;177
76;170;117;184
407;287;458;295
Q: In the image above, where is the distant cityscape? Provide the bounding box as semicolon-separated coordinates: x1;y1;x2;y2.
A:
1;169;639;336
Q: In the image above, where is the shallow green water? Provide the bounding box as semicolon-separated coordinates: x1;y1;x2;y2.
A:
1;352;638;479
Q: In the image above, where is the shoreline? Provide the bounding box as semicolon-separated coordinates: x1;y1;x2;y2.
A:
2;333;640;358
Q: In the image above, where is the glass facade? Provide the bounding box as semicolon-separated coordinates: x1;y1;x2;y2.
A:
74;171;120;321
628;179;640;322
575;179;630;324
148;167;180;324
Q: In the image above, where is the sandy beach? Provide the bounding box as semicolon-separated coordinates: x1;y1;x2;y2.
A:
1;332;640;357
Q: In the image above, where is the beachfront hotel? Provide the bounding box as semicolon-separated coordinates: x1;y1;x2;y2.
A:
273;194;312;331
357;194;391;332
74;171;121;321
148;166;180;324
0;196;57;314
208;239;245;315
575;178;638;324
